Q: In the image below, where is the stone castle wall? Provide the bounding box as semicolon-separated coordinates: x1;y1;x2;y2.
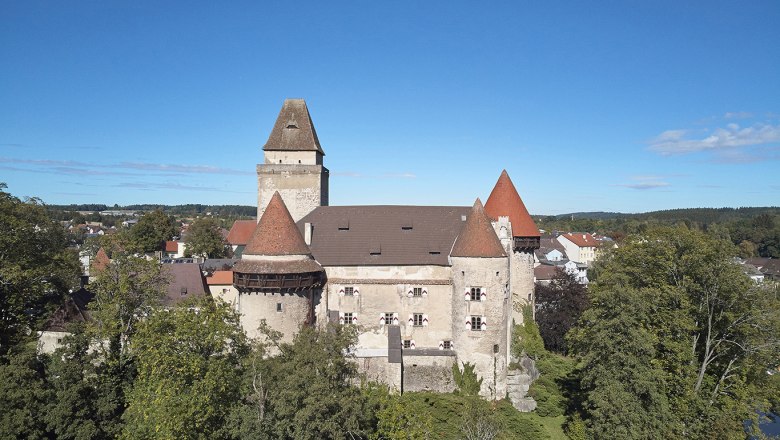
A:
450;256;510;399
256;164;329;222
238;289;319;342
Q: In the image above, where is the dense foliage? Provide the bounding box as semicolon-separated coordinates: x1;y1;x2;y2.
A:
0;183;80;354
129;209;178;253
534;270;588;354
185;217;228;258
569;226;780;438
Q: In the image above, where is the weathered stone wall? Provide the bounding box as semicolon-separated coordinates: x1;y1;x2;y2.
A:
256;163;329;222
451;256;510;399
238;289;319;342
208;284;239;309
322;265;454;349
510;250;535;324
355;355;403;391
264;150;321;165
402;353;456;393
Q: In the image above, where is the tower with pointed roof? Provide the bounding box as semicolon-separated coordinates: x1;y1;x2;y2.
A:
257;99;329;222
234;192;325;341
450;199;510;399
485;170;540;325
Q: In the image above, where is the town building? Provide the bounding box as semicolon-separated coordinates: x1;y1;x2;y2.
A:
225;99;541;401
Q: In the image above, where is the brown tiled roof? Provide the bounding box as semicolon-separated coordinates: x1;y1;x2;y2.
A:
560;232;598;248
91;248;110;273
298;205;471;266
263;99;324;155
484;170;540;238
534;265;561;281
539;236;567;254
42;288;94;332
226;220;256;246
451;199;506;258
245;192;312;256
206;270;233;285
162;263;207;306
164;240;178;252
233;258;324;275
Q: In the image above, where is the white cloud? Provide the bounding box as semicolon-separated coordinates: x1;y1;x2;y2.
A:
724;111;753;119
613;175;671;190
648;122;780;156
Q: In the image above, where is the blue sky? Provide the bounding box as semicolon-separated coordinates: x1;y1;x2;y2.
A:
1;1;778;215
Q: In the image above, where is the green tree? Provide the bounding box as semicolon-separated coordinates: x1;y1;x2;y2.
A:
570;226;780;438
185;217;227;258
45;328;103;439
231;324;371;439
0;342;52;439
129;209;177;253
122;298;248;439
452;362;483;397
0;183;80;353
534;269;588;354
511;305;545;361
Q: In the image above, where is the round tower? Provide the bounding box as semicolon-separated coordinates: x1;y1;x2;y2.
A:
484;170;540;325
233;191;325;341
450;198;511;399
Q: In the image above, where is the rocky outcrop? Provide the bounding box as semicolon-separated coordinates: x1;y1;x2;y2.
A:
507;354;540;412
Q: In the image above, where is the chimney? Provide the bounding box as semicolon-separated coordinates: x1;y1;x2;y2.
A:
304;222;313;245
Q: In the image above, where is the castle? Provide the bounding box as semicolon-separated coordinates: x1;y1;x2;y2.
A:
231;99;540;399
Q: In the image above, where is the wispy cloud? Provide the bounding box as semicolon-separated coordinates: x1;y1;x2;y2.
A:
648;122;780;156
119;162;254;175
613;175;671;190
724;111;753;120
115;182;253;194
0;157;253;177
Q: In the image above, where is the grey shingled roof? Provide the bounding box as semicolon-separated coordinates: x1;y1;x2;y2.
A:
263;99;324;154
297;206;472;266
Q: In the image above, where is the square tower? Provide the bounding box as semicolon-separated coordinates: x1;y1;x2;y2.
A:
257;99;329;222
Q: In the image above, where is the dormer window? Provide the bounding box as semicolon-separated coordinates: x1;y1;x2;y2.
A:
180;287;187;296
338;219;349;231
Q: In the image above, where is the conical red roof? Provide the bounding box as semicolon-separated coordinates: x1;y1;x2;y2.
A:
451;198;506;258
484;170;540;238
244;192;312;256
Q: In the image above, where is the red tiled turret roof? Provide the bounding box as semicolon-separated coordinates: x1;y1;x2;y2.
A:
484;170;540;238
244;192;312;256
451;198;506;258
226;220;256;246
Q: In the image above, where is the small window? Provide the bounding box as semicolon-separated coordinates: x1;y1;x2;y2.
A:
180;287;187;296
343;312;354;325
344;286;354;296
412;287;423;297
469;287;480;301
276;303;282;312
443;340;452;349
470;315;482;331
413;313;424;327
384;312;394;324
403;339;411;349
222;288;228;294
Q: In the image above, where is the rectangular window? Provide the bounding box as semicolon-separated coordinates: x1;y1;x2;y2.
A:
344;286;354;296
443;340;452;349
403;339;411;349
180;287;187;296
276;303;282;312
470;315;482;331
413;313;424;327
412;287;423;297
469;287;480;301
384;312;394;325
343;312;354;324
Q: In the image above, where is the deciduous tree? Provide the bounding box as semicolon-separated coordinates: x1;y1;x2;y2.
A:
185;217;227;258
534;269;588;354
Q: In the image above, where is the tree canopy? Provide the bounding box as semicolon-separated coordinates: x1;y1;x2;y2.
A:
185;217;228;258
0;183;80;353
569;226;780;438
